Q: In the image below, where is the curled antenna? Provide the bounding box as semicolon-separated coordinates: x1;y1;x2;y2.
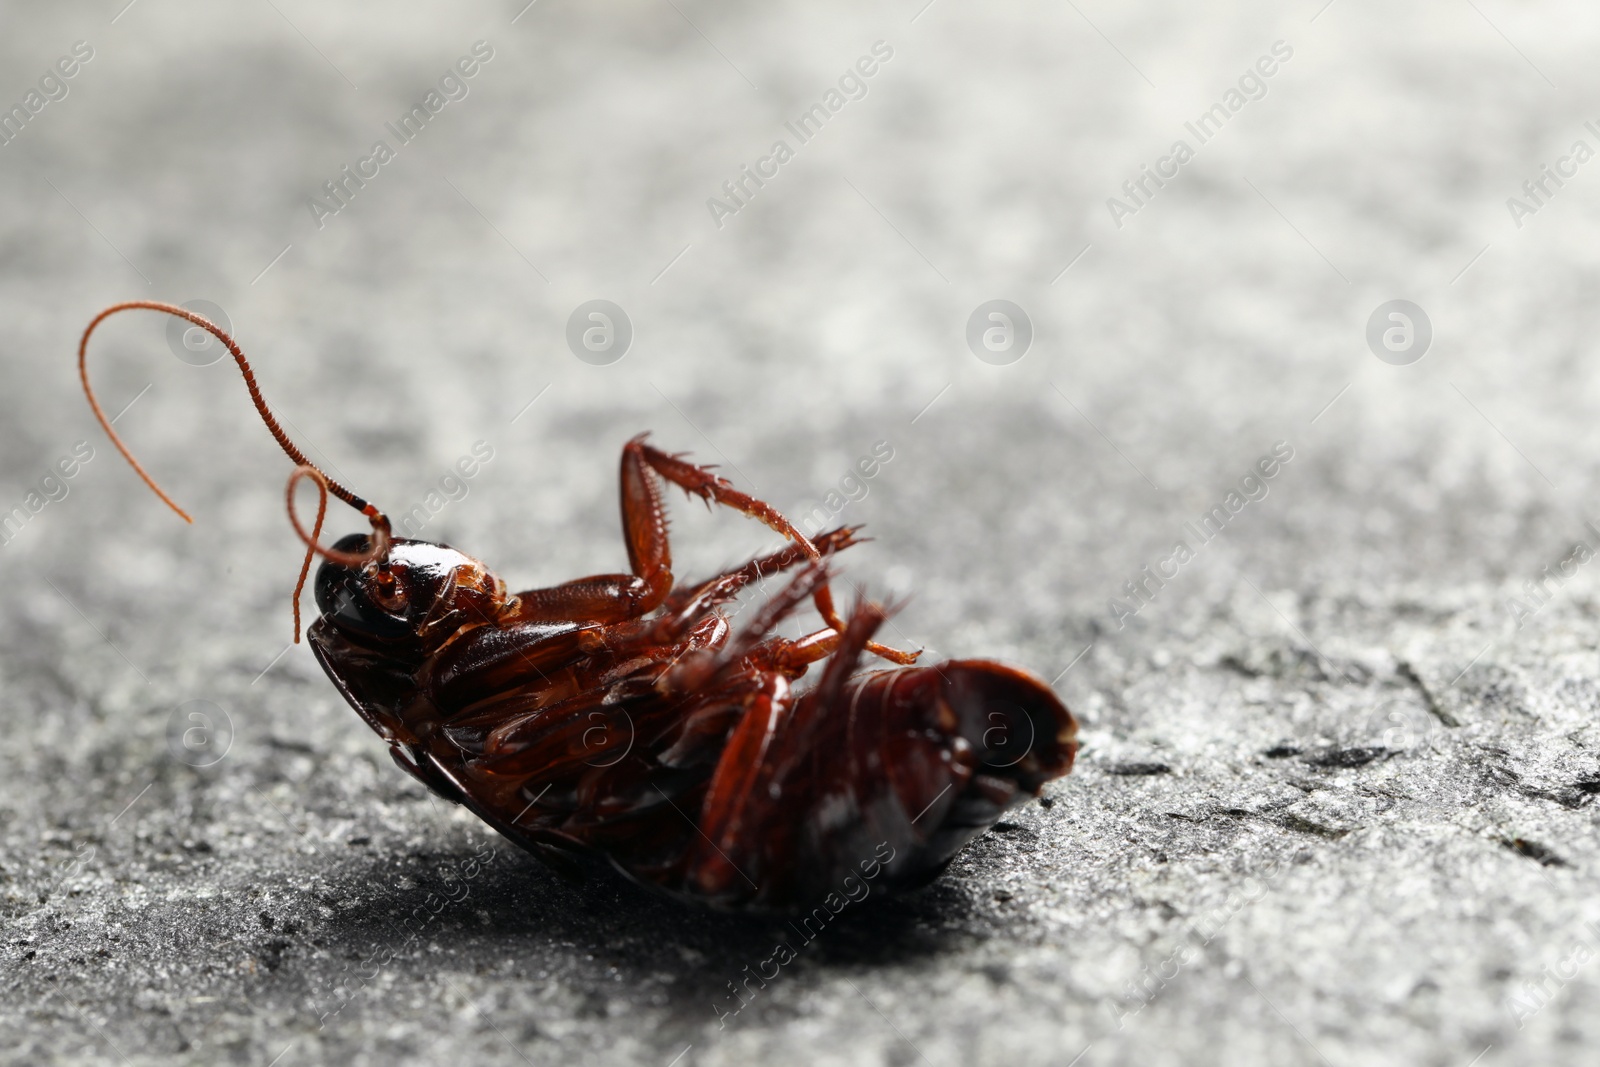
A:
287;466;390;642
79;300;391;639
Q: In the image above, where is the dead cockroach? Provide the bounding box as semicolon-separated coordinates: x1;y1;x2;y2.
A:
80;301;1078;913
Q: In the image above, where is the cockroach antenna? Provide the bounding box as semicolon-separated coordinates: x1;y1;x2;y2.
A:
79;300;391;641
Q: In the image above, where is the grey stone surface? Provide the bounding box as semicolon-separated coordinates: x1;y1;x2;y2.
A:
4;1;1600;1064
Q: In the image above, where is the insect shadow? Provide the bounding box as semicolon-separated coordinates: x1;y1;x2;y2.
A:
299;840;973;1020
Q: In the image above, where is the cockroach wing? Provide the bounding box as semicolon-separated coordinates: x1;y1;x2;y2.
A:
306;614;719;885
305;622;465;799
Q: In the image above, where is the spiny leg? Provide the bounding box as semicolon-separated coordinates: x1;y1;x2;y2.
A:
630;435;819;560
508;436;685;624
769;627;846;672
662;525;862;615
618;526;860;652
658;564;834;697
512;438;827;626
580;527;867;669
803;595;887;718
510;435;917;672
654;512;913;667
633;439;915;665
812;580;920;665
658;524;914;668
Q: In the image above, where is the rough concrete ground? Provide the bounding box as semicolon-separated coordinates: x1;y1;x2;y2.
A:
3;1;1600;1064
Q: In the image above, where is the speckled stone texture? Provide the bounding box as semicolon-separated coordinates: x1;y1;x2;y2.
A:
4;1;1600;1065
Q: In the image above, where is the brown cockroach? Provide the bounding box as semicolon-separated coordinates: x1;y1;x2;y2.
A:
80;301;1077;913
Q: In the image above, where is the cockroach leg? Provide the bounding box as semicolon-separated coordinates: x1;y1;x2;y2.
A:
685;668;791;897
661;525;864;615
688;596;889;896
512;438;840;627
772;627;843;671
659;565;832;696
812;581;920;666
804;594;886;716
629;435;821;560
509;437;681;624
645;526;864;644
654;519;911;667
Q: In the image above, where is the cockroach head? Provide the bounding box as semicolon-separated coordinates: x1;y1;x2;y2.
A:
314;534;506;644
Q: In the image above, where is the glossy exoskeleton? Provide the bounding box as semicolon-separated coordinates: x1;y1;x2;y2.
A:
80;301;1078;913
